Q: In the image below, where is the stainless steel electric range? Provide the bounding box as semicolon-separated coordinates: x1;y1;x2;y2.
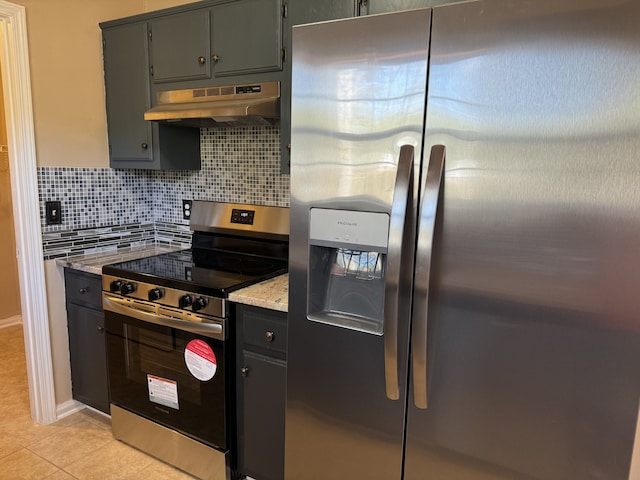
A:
101;201;288;480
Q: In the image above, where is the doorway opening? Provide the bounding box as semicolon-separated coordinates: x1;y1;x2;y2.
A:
0;1;56;424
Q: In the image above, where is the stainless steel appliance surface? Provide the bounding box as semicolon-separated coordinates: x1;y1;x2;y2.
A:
144;81;280;128
286;2;640;480
102;201;288;480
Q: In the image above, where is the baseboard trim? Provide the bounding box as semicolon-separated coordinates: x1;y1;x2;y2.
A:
0;315;22;328
56;399;85;420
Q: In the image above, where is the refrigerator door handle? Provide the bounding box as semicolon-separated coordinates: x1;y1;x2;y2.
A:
412;144;445;409
384;144;415;401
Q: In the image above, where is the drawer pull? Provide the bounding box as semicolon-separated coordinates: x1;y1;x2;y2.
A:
265;331;275;342
79;287;88;294
240;367;249;377
97;326;105;333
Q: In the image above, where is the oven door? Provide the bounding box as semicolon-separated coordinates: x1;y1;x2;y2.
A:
104;306;229;450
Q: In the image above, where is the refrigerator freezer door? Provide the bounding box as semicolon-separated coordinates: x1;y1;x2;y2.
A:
286;9;431;480
406;1;640;479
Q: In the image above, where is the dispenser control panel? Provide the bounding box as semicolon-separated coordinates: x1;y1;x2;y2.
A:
309;208;389;252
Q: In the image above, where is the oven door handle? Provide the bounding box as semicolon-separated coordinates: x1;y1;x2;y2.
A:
103;294;226;340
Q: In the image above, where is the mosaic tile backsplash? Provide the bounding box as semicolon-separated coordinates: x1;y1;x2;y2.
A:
38;126;290;259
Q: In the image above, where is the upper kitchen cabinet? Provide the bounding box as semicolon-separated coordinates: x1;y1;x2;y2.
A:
100;0;286;170
146;0;284;90
102;23;153;166
212;0;283;77
101;19;200;170
359;0;429;15
360;0;468;15
149;9;212;83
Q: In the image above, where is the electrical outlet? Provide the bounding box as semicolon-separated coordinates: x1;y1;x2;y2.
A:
182;199;193;220
45;201;62;225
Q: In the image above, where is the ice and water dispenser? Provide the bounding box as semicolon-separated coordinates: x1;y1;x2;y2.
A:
307;208;389;335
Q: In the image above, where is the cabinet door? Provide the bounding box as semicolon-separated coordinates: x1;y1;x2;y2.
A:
67;303;110;414
212;0;283;77
102;23;154;166
365;0;465;15
150;9;212;83
238;351;286;480
288;0;356;24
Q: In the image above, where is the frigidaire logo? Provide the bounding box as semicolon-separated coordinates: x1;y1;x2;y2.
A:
337;221;358;227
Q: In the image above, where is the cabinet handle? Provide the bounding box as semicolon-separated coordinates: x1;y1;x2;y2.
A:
240;367;249;377
265;331;275;342
197;56;206;65
212;54;220;63
97;326;105;333
141;143;148;150
79;287;88;294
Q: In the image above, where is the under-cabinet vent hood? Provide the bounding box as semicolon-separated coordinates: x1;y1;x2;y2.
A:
144;81;280;127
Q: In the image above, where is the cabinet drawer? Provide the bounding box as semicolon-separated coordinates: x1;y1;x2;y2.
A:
241;307;287;356
64;269;103;309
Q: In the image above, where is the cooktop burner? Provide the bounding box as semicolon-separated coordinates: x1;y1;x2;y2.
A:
103;248;287;297
102;200;289;318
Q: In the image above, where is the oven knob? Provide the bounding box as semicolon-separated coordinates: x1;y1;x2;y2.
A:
110;280;123;292
148;288;163;301
192;297;208;311
179;294;194;309
120;282;136;295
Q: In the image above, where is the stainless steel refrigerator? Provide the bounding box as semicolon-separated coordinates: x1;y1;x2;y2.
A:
286;2;640;479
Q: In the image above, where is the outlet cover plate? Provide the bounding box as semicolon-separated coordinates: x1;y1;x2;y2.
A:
182;199;192;220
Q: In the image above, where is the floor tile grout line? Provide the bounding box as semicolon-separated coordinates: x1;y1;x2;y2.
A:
0;324;197;479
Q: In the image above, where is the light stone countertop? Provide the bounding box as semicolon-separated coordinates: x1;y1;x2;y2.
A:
55;245;187;275
229;274;289;313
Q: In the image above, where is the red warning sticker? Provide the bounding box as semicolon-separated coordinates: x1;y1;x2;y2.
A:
184;339;217;381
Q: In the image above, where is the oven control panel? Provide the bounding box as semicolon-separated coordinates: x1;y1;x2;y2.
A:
102;274;226;319
231;208;255;225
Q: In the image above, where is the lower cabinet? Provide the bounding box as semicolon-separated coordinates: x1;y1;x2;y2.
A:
64;269;110;414
236;305;287;480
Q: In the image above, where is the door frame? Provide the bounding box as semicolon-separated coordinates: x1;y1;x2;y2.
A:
0;1;56;424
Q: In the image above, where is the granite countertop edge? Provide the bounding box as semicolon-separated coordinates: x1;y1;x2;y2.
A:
55;245;187;275
229;274;289;313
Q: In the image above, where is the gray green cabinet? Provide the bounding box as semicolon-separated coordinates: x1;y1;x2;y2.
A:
212;0;283;77
64;269;110;414
101;20;200;170
148;0;283;85
102;23;153;166
361;0;429;15
235;305;287;480
100;0;285;171
363;0;467;15
149;9;213;84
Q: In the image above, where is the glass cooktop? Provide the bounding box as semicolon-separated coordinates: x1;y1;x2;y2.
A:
102;248;287;297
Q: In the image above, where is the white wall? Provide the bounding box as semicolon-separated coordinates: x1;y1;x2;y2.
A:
11;0;193;168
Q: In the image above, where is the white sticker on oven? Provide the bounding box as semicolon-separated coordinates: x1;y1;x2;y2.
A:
147;374;179;410
184;339;217;381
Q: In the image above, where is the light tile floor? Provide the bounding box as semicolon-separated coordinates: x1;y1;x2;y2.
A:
0;324;196;479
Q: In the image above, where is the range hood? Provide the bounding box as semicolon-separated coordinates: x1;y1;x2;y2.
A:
144;81;280;128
